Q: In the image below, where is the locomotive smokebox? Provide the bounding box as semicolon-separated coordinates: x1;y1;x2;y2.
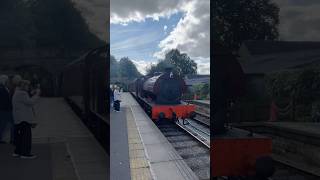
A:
142;71;186;105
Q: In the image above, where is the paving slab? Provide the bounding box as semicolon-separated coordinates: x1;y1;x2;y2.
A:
110;107;131;180
0;98;109;180
0;144;53;180
121;93;199;180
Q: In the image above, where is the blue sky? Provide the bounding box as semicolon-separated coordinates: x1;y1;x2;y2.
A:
110;0;210;75
111;12;183;62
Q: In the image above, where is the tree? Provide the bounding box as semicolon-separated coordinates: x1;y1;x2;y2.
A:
118;57;141;79
0;0;36;48
146;60;174;76
146;49;197;76
212;0;279;50
110;55;118;78
0;0;104;49
30;0;104;49
165;49;197;75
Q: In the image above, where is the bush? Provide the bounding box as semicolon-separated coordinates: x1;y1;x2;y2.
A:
265;67;320;121
186;83;210;100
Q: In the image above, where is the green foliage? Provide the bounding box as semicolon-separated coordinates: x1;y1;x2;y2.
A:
212;0;279;50
110;55;119;78
265;68;320;103
119;57;141;79
110;56;141;80
265;68;320;121
194;83;210;100
183;83;210;100
147;49;197;76
0;0;103;49
0;0;35;47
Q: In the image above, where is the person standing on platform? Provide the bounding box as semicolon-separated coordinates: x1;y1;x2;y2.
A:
12;80;41;159
0;75;13;144
110;86;114;109
113;87;122;112
10;75;22;94
8;75;22;144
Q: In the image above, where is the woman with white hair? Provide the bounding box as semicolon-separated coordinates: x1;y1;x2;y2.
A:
113;86;122;112
12;80;41;159
0;75;12;144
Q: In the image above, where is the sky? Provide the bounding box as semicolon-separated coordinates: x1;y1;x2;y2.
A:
71;0;109;42
275;0;320;41
69;0;320;75
110;0;210;75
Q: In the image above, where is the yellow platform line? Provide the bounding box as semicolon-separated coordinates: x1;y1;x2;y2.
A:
126;108;153;180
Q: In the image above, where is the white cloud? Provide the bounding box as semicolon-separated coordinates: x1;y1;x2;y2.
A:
193;57;211;74
111;0;210;74
275;0;320;41
154;0;210;74
131;60;156;75
154;0;210;58
71;0;109;42
110;0;187;24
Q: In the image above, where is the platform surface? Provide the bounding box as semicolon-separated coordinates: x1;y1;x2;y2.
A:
112;92;199;180
110;106;131;179
0;98;109;180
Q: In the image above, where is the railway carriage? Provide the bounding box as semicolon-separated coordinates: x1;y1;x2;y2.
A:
60;46;109;154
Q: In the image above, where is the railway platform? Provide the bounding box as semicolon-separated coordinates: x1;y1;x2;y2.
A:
0;98;109;180
233;121;320;177
111;92;198;180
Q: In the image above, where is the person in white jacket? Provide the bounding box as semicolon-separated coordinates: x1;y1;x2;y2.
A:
113;87;122;112
12;80;40;159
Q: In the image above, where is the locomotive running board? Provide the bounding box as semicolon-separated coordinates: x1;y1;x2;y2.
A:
175;119;210;148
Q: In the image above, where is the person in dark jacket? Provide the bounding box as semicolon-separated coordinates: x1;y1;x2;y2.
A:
110;86;114;110
0;75;13;143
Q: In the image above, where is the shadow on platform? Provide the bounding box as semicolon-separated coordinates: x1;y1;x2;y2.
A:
0;144;52;180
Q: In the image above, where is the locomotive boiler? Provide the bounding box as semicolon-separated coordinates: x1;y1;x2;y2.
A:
130;67;195;121
140;70;187;105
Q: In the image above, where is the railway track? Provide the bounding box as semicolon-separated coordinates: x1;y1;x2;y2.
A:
157;120;210;180
193;111;210;126
271;160;319;180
